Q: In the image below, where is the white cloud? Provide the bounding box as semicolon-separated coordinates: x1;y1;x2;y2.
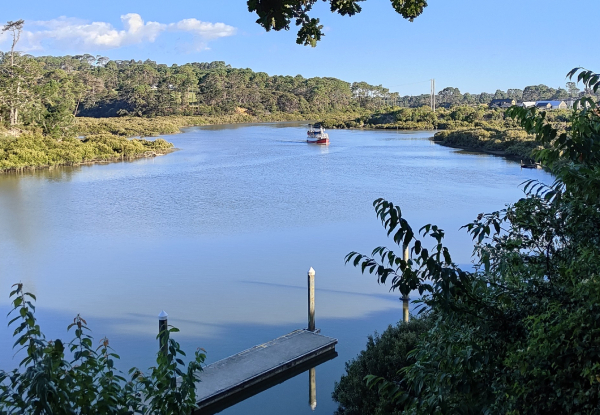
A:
168;18;237;51
0;14;236;52
169;19;237;40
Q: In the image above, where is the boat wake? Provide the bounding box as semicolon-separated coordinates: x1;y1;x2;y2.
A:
275;140;308;144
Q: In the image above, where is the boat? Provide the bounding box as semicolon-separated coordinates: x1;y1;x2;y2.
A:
307;124;330;145
520;160;542;169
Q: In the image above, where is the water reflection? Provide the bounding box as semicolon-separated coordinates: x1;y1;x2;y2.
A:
0;123;553;415
309;367;317;411
195;351;336;415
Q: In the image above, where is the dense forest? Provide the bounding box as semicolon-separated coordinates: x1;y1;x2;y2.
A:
2;49;597;134
0;51;390;131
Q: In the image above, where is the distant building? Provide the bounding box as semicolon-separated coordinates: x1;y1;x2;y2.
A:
489;98;517;108
520;101;536;108
535;100;567;110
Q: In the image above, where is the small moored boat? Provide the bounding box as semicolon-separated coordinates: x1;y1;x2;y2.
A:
520;160;542;169
307;124;330;145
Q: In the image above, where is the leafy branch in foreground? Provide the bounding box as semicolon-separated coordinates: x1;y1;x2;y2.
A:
342;67;600;414
247;0;427;46
0;283;206;414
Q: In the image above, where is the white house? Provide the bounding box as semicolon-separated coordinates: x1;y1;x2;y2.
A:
520;101;536;108
535;100;567;110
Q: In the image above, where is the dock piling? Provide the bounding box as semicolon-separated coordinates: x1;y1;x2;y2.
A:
158;310;168;355
308;267;315;331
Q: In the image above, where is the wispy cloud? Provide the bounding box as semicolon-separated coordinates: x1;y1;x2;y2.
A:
0;14;236;52
167;18;237;50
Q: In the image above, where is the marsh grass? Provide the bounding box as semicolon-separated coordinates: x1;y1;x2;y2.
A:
432;127;538;160
0;132;173;172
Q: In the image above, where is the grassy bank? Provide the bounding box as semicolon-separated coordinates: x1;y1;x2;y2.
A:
0;130;173;172
432;127;538;160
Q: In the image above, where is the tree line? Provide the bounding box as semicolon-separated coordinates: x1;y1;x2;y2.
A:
396;82;599;108
0;20;399;135
3;20;597;137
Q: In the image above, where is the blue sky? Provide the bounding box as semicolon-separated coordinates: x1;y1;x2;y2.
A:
2;0;598;96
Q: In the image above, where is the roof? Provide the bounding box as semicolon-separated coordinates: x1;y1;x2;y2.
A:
536;100;566;106
490;99;514;103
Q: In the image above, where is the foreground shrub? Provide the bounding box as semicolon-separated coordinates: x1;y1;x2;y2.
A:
0;283;205;414
332;317;431;415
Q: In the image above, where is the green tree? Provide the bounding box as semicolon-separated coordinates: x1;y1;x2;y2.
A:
566;81;580;97
493;89;507;99
522;84;556;101
0;20;42;126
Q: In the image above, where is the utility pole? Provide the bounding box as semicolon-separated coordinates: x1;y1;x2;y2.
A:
431;79;436;112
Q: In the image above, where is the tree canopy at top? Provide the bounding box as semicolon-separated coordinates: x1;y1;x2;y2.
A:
247;0;428;46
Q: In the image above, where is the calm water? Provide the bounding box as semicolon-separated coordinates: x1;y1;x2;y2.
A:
0;123;551;414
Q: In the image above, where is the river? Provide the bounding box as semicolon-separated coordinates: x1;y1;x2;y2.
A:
0;122;551;414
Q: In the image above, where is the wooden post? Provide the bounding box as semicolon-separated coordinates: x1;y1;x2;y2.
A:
158;310;168;355
308;267;315;332
402;245;410;323
309;367;317;410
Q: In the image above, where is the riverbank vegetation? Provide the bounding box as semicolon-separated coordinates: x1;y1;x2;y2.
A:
320;105;570;160
431;108;569;160
339;68;600;414
74;109;370;138
0;130;173;172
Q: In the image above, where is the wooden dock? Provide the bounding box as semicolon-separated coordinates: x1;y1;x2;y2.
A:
193;329;337;414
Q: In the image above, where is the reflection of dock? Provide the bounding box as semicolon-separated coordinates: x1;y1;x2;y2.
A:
194;329;337;414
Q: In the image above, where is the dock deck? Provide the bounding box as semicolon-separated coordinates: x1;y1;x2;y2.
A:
194;329;337;413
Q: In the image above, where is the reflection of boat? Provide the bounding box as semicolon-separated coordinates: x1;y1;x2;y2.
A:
307;124;330;145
